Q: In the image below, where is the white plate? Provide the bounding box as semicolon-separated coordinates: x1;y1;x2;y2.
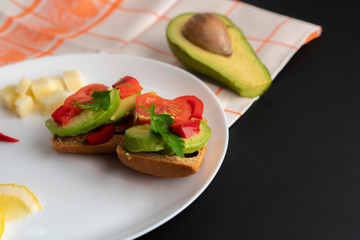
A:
0;54;228;240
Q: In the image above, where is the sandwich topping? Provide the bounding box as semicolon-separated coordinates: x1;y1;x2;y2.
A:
45;75;210;161
138;104;185;158
123;92;211;158
46;76;143;145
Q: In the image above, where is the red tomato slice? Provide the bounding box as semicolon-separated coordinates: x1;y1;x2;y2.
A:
52;84;109;125
51;104;81;125
136;92;192;123
112;76;143;99
171;119;201;138
86;124;115;145
174;95;204;119
64;84;109;105
136;92;163;113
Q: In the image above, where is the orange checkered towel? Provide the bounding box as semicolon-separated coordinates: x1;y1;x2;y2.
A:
0;0;321;127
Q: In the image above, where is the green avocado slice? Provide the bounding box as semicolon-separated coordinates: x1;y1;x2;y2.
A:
105;92;139;124
45;89;120;137
123;124;165;152
123;120;211;155
166;13;272;97
183;120;211;154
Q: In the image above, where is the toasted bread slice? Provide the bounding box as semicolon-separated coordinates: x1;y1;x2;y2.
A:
51;134;123;154
50;114;136;154
116;135;208;177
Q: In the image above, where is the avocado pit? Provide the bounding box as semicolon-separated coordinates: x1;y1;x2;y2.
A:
182;13;232;56
166;13;272;97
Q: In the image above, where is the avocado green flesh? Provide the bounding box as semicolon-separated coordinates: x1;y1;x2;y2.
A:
45;90;120;137
105;93;139;124
166;13;271;97
183;120;211;154
123;124;165;152
123;120;211;155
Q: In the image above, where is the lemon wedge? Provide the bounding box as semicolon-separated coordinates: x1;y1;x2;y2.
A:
0;184;42;222
0;208;4;239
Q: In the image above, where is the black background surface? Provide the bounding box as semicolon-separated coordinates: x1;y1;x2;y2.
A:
139;0;360;239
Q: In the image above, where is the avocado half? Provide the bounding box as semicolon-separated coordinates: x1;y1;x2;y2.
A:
166;13;272;97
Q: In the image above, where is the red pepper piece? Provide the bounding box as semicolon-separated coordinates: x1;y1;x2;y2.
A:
51;104;81;125
0;132;19;142
174;95;204;119
86;124;115;145
112;76;143;99
171;119;201;139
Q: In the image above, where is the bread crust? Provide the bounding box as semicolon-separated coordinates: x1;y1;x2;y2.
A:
116;136;207;177
51;134;123;154
50;114;136;154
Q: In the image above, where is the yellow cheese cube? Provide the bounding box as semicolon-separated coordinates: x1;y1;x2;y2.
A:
39;89;66;115
14;95;35;118
50;77;65;91
15;77;32;95
31;77;56;100
62;70;84;92
0;85;18;110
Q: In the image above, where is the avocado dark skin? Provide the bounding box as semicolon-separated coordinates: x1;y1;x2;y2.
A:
166;13;272;97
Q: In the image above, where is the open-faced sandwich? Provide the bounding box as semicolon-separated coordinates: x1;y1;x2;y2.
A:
45;77;211;178
116;92;211;177
45;76;143;154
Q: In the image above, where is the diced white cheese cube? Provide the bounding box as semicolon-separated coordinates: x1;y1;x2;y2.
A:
49;76;65;91
62;70;84;92
0;85;18;110
31;77;56;100
15;77;32;95
14;94;35;118
39;89;66;115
